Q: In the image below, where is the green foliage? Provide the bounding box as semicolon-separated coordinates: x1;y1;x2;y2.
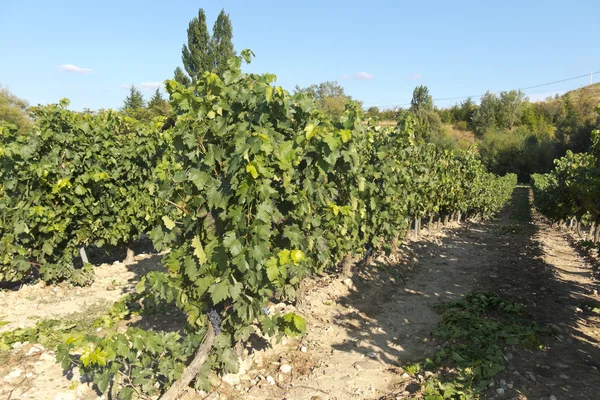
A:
414;109;444;141
174;66;191;87
210;9;236;77
120;85;146;115
294;81;354;120
148;88;171;118
11;50;516;396
0;102;169;283
410;85;434;113
181;8;212;82
407;293;547;399
532;105;600;225
0;307;103;351
57;328;203;398
0;85;33;134
176;8;236;84
471;90;525;137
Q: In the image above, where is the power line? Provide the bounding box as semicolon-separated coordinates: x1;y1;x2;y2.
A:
369;70;600;108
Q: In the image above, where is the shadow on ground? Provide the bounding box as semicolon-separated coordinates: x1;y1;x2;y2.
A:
329;187;600;399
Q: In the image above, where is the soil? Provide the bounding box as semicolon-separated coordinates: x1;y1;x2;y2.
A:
1;186;599;400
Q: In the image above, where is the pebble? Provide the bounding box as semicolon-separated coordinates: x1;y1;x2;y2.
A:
342;278;353;289
550;396;557;400
222;373;240;385
300;346;307;353
27;346;41;356
367;352;377;359
496;387;505;395
280;364;292;374
559;373;568;379
39;352;56;362
266;375;275;385
55;394;76;400
526;371;536;382
4;368;23;380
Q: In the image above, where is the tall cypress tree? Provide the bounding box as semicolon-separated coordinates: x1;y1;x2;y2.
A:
174;66;191;87
174;8;236;85
181;9;211;83
210;9;236;76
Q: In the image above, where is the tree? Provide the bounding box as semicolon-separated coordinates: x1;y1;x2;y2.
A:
121;85;148;120
210;10;235;76
366;106;380;118
148;88;171;118
174;9;236;85
122;85;145;110
410;85;433;113
294;81;354;119
174;66;191;87
471;91;499;137
0;85;32;133
498;90;525;130
181;9;212;83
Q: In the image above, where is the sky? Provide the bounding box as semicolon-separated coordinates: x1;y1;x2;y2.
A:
1;0;599;111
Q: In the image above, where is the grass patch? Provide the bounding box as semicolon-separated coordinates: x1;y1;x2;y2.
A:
0;308;101;351
403;292;549;399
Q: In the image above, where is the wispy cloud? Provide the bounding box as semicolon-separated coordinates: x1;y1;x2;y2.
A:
342;72;375;80
66;85;77;89
101;87;111;91
58;64;92;74
355;72;374;80
411;73;422;80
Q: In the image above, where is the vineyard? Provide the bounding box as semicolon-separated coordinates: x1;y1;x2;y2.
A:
531;103;600;241
0;52;526;398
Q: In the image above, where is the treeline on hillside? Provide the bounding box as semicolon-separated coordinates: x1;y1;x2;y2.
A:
361;86;600;182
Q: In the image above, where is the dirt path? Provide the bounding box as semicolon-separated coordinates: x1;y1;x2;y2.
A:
1;187;599;399
233;187;600;400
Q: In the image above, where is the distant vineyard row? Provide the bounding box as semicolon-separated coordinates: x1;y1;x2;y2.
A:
532;104;600;240
1;51;517;397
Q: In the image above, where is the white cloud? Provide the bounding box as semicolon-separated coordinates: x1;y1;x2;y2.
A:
101;87;111;91
411;73;422;80
58;64;92;74
355;72;374;80
66;85;77;89
341;74;351;80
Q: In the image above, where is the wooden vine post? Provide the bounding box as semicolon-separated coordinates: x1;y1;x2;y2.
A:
160;324;216;400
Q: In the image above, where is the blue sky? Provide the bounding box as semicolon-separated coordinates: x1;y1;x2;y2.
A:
1;0;599;110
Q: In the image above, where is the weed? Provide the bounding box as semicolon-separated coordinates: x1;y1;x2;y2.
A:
403;292;549;399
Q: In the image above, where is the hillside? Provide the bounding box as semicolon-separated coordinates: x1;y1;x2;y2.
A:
562;82;600;106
